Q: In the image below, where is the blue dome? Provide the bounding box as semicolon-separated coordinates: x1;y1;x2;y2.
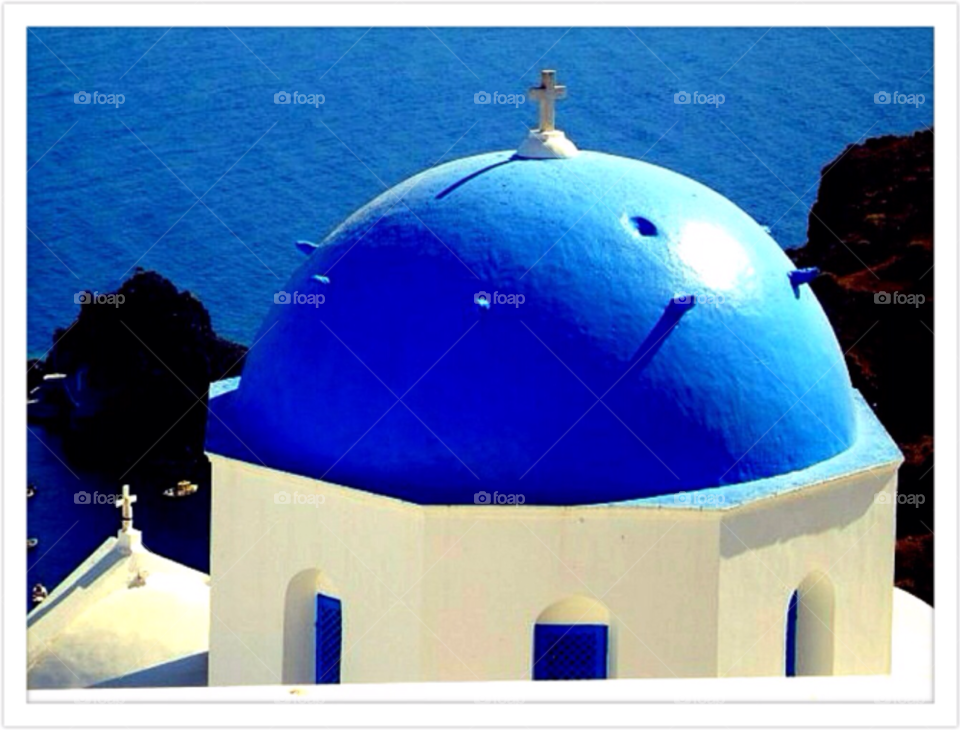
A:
207;150;857;505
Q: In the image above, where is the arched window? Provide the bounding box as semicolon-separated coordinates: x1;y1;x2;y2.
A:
785;572;835;677
785;590;799;676
283;570;343;684
533;596;610;681
315;593;342;684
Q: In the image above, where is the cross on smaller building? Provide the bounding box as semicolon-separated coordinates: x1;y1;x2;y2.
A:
116;484;137;532
529;70;567;132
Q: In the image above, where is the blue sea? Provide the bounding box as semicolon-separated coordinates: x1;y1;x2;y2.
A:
26;27;933;603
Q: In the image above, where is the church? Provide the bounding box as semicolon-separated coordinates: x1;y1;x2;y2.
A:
28;71;908;689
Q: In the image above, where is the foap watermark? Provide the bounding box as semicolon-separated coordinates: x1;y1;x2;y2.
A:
74;91;125;108
675;91;725;107
275;291;325;307
272;698;327;706
75;291;125;307
474;699;526;705
876;492;925;507
474;91;525;107
74;491;119;505
674;492;725;506
274;490;325;508
674;699;726;705
874;91;925;108
74;699;127;705
875;291;925;308
275;91;325;108
474;291;525;309
474;490;525;505
673;292;725;308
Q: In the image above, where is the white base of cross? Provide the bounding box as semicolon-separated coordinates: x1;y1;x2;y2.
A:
117;527;144;556
516;129;580;160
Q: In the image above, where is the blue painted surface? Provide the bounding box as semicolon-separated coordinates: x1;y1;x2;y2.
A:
789;267;821;297
785;590;799;677
209;376;241;399
632;216;658;237
315;593;342;684
207;150;860;505
534;624;608;680
296;240;321;255
634;391;901;510
208;384;900;510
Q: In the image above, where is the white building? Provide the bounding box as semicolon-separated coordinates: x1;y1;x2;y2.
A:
27;487;209;689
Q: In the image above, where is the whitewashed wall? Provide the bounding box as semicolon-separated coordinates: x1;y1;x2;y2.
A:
209;458;424;686
716;464;899;677
208;455;898;685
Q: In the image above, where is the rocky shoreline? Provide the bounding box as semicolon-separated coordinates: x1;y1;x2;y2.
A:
28;269;247;493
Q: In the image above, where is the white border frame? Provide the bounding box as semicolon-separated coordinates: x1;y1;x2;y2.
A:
4;3;957;727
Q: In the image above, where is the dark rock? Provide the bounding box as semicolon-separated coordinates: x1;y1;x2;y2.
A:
896;533;933;607
788;129;933;604
27;359;47;392
34;269;247;490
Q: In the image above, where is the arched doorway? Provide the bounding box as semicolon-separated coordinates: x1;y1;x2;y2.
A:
283;570;343;684
533;596;610;681
785;572;835;676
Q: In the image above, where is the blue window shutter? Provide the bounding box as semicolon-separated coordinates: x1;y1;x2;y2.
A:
533;624;608;680
785;590;799;677
315;594;342;684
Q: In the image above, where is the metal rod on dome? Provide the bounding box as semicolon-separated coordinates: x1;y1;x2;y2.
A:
789;267;820;286
628;296;698;375
668;294;697;315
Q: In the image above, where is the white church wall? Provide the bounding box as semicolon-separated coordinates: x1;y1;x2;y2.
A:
209;454;898;686
716;463;899;678
209;453;726;684
208;456;425;686
416;508;722;681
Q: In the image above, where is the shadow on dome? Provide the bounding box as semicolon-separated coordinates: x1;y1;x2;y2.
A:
436;158;517;200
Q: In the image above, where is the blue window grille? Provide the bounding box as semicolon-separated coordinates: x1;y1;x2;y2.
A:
533;624;608;680
315;594;342;684
785;590;799;677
